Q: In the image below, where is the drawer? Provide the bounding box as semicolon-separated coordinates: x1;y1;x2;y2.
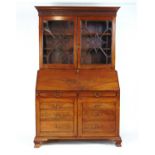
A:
40;102;73;110
40;110;73;121
38;91;76;98
83;109;115;121
83;102;115;110
40;121;73;132
83;121;115;132
39;97;75;110
79;91;116;97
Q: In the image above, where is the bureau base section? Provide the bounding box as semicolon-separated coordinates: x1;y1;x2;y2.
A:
34;136;122;148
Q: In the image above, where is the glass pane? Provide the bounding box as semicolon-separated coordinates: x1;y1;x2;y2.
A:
81;21;112;64
43;20;74;64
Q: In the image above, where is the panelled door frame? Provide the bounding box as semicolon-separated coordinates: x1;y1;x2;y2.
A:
77;16;116;69
78;97;118;137
36;97;78;137
39;16;77;69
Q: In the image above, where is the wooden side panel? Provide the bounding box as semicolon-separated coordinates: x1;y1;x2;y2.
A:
78;97;117;137
36;96;40;137
115;91;120;136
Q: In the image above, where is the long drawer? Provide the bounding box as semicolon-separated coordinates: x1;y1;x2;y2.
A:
79;91;116;97
38;91;77;98
83;121;116;132
40;121;74;132
40;110;73;121
82;109;115;121
39;97;74;110
82;102;116;110
38;91;116;98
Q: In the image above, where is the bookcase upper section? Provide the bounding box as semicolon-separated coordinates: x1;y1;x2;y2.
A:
35;6;119;69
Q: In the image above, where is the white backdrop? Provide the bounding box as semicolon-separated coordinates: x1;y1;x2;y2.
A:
0;0;155;154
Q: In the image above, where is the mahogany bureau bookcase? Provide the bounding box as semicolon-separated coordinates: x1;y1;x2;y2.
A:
34;6;122;147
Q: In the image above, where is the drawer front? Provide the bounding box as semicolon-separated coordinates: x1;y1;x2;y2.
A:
38;97;77;136
40;110;73;121
79;91;116;97
40;121;73;132
83;109;115;121
78;97;117;137
40;102;73;110
40;97;74;110
40;121;75;137
38;91;116;98
83;122;115;132
38;91;76;98
83;102;115;110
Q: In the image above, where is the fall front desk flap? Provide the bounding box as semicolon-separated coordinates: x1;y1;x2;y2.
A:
36;69;119;91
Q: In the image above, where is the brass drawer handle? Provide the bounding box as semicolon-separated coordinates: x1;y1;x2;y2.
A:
94;104;101;109
55;114;61;119
94;92;101;97
55;124;70;129
53;103;61;110
39;93;46;97
54;91;62;97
